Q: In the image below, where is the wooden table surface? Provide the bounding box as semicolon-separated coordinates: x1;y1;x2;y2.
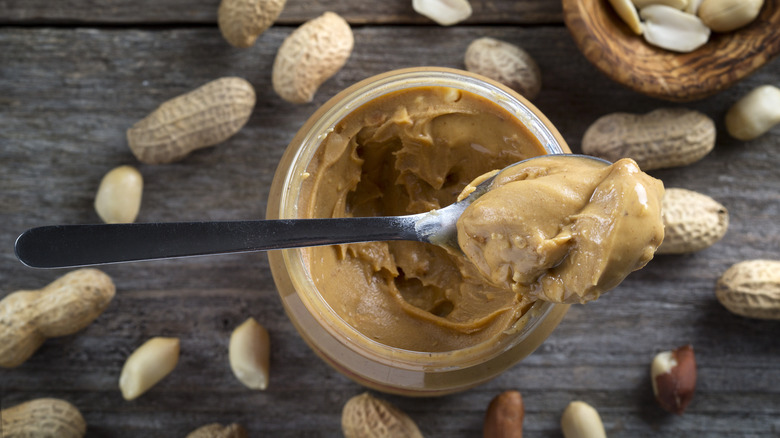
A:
2;1;779;436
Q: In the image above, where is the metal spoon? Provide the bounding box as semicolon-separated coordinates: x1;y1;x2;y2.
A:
14;154;609;269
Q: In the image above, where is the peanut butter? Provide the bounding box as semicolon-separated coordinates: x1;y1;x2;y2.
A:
298;86;664;353
457;156;665;304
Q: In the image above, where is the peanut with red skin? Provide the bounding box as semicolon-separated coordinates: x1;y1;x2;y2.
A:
483;390;524;438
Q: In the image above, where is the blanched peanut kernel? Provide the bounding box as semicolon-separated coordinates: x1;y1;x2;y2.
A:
686;0;704;14
610;0;643;34
725;85;780;141
119;337;180;400
94;165;143;224
229;317;270;390
561;401;607;438
641;5;711;53
412;0;472;26
698;0;764;33
632;0;688;10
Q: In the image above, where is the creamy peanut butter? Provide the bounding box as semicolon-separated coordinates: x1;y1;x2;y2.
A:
457;156;665;304
298;86;663;353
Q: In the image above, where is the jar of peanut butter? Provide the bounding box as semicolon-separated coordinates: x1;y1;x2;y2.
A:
267;67;572;396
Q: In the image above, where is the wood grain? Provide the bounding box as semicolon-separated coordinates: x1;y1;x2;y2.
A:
563;0;780;101
1;21;779;437
0;0;561;25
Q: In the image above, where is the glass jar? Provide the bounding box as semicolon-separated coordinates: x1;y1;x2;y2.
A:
267;67;571;396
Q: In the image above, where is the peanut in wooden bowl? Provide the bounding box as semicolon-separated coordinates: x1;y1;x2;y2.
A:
562;0;780;102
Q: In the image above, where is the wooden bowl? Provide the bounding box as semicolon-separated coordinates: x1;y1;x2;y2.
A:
562;0;780;101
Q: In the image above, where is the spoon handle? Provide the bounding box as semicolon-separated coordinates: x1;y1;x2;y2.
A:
15;217;421;269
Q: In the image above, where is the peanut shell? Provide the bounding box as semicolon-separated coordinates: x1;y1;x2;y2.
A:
127;77;256;164
658;188;728;254
582;108;715;171
0;269;115;368
218;0;287;48
716;260;780;319
1;398;86;438
341;392;423;438
272;12;353;104
465;37;541;100
186;423;248;438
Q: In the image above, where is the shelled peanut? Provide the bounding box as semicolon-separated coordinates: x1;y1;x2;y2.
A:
229;317;271;390
0;269;115;368
640;4;711;52
725;85;780;141
698;0;764;32
484;390;525;438
608;0;765;52
561;401;607;438
412;0;472;26
651;345;697;414
119;337;180;400
94;165;143;224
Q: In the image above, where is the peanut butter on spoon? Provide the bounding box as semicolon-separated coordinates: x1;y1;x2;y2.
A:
457;156;665;304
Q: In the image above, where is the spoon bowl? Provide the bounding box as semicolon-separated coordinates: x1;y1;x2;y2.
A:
15;154;610;269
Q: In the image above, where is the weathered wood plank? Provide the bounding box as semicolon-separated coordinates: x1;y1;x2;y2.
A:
0;0;562;25
1;26;779;437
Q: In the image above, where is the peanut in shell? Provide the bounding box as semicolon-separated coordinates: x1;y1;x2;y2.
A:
582;108;715;171
657;188;728;254
272;12;353;104
1;398;86;438
218;0;287;48
716;260;780;320
127;77;256;164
